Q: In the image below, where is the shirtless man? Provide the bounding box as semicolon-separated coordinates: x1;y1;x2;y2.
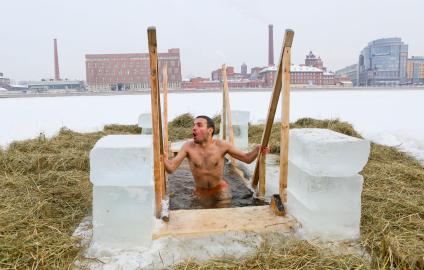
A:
163;115;267;208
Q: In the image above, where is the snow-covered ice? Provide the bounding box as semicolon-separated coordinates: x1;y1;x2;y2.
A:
73;216;286;270
1;89;423;164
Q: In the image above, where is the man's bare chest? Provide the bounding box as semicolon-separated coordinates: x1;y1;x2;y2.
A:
187;148;224;169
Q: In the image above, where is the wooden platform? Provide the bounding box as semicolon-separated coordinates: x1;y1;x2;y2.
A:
153;205;297;239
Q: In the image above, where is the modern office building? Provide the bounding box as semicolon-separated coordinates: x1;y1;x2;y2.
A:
358;38;408;86
335;64;358;86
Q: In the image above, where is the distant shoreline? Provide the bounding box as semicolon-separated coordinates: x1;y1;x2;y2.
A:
1;86;424;99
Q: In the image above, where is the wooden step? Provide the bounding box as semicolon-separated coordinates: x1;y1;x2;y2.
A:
153;205;297;239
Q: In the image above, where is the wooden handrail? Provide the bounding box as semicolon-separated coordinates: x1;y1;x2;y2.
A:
252;30;294;193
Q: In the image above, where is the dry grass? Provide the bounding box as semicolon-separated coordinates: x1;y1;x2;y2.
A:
1;116;423;269
0;126;139;269
171;238;370;270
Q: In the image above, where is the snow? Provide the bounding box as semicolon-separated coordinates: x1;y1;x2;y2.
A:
73;217;269;270
1;89;424;164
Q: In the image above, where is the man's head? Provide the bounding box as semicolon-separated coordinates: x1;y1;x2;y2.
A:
193;115;215;143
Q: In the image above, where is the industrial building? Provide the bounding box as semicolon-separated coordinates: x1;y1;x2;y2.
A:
85;49;182;91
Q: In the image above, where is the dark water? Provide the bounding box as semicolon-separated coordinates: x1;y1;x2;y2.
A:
168;160;266;210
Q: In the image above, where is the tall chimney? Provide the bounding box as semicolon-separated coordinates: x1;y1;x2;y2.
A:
54;38;61;81
268;24;274;66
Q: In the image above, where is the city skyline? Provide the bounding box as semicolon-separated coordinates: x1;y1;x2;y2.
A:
1;0;424;82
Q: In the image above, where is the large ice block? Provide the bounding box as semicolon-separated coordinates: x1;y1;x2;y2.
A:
289;128;370;176
220;110;250;149
90;135;155;248
138;113;152;135
287;190;360;240
287;161;363;211
92;186;154;248
90;135;153;186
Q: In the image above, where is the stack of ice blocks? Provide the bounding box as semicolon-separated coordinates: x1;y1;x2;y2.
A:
138;113;152;135
220;110;250;150
287;128;370;240
90;135;155;248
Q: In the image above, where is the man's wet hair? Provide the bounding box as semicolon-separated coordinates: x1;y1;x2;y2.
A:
195;115;215;135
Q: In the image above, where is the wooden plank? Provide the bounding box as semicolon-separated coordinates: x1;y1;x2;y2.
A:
252;29;294;188
258;152;266;198
279;45;291;202
152;206;297;239
222;64;236;166
147;26;164;218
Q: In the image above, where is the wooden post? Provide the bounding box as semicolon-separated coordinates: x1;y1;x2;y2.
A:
258;152;266;198
279;43;291;202
222;64;236;166
147;26;164;218
252;30;294;189
221;66;227;141
162;63;169;194
163;64;169;156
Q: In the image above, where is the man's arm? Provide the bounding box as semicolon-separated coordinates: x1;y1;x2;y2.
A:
226;142;268;164
163;143;188;173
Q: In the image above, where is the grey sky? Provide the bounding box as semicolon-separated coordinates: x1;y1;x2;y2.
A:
1;0;423;82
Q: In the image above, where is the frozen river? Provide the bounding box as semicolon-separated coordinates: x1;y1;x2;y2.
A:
1;89;424;163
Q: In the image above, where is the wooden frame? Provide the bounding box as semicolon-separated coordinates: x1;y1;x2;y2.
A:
147;27;294;224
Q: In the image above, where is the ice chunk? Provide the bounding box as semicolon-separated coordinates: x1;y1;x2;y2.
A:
90;135;153;187
287;190;360;240
289;128;370;176
138;113;152;134
92;186;154;248
220;110;250;149
287;161;363;211
90;135;155;248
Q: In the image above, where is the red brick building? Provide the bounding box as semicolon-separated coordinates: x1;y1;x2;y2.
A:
181;78;263;89
305;51;324;70
323;72;336;85
211;66;235;81
85;48;182;91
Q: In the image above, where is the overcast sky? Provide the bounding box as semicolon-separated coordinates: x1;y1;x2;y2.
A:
1;0;423;82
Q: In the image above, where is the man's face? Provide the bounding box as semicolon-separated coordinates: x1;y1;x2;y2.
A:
192;118;211;143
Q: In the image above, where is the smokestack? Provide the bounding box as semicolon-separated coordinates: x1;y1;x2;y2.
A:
268;24;274;66
54;38;61;81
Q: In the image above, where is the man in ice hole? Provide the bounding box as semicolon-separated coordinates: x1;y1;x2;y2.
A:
163;115;268;208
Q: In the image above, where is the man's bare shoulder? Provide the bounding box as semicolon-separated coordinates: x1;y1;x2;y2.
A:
182;139;195;149
213;139;231;149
